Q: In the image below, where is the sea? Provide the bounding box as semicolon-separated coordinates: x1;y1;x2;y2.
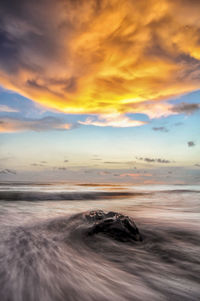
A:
0;182;199;301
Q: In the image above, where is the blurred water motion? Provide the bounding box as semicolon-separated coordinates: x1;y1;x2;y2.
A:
0;183;200;301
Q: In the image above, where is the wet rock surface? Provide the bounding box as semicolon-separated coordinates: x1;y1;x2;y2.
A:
85;210;142;242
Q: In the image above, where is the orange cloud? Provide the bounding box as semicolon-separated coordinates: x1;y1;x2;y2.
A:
0;0;200;117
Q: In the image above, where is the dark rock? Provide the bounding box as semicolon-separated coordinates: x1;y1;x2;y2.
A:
85;210;142;242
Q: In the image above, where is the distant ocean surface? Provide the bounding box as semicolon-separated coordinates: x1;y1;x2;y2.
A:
0;183;200;301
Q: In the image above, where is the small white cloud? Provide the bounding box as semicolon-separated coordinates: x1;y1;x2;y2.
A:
0;105;18;113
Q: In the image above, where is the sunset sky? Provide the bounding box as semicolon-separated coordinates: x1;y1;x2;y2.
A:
0;0;199;184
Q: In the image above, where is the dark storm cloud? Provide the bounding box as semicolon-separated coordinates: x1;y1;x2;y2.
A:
152;126;169;132
172;102;200;114
0;0;63;73
136;157;172;164
188;141;195;147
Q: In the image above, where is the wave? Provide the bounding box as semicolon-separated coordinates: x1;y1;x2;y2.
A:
0;211;200;301
160;189;200;193
0;191;144;201
1;188;199;201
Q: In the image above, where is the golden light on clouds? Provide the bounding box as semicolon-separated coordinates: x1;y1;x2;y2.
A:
1;0;200;118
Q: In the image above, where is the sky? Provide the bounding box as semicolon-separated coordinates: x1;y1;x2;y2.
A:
0;0;199;184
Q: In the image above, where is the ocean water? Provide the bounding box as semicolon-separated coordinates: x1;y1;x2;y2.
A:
0;183;200;301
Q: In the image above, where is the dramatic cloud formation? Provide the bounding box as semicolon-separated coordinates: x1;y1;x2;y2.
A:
1;0;200;118
188;141;195;147
136;157;172;164
0;116;72;133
